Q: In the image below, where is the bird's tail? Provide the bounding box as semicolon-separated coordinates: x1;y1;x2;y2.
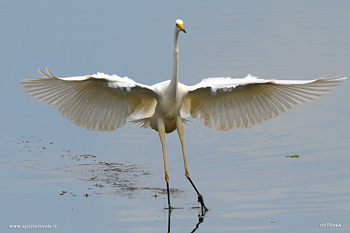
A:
126;118;151;129
181;118;193;124
127;117;193;129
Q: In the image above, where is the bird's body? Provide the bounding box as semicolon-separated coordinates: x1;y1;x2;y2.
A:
21;19;346;213
150;81;183;133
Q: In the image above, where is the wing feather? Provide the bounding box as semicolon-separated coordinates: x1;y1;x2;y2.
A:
21;68;157;132
236;93;249;128
184;75;346;131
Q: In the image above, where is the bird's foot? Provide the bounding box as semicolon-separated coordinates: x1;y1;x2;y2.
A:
197;194;208;215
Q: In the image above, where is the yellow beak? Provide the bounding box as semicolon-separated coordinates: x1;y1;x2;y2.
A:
178;24;186;33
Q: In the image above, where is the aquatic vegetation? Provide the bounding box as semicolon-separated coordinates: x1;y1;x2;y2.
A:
286;155;299;158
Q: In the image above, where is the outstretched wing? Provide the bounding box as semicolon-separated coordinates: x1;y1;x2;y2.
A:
21;67;157;132
182;74;346;131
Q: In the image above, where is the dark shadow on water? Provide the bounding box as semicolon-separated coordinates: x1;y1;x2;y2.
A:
62;153;184;199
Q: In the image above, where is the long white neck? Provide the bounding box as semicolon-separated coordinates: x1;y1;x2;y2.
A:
170;28;180;97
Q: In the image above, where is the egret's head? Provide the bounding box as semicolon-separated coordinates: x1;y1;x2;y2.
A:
175;19;186;33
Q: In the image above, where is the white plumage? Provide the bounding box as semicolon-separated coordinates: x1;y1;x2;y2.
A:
21;19;346;212
22;69;345;132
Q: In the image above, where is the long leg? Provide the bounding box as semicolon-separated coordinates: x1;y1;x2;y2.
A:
176;117;208;213
157;118;172;209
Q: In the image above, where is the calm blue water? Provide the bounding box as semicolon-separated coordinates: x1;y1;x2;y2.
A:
1;1;349;232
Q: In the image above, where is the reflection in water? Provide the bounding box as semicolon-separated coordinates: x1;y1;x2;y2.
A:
166;209;204;233
190;216;204;233
62;154;207;232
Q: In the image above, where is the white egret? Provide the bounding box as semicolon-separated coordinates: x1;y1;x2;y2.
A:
21;19;346;212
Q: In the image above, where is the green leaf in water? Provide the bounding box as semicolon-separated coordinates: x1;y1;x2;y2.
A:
286;155;299;158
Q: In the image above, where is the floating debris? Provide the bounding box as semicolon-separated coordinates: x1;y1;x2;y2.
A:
59;190;68;196
286;155;299;158
61;158;184;199
17;136;54;153
94;183;103;188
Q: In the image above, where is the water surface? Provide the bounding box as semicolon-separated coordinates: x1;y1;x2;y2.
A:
1;1;349;232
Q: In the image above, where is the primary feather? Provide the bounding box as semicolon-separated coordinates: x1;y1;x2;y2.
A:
183;74;345;131
22;68;345;132
22;68;157;132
